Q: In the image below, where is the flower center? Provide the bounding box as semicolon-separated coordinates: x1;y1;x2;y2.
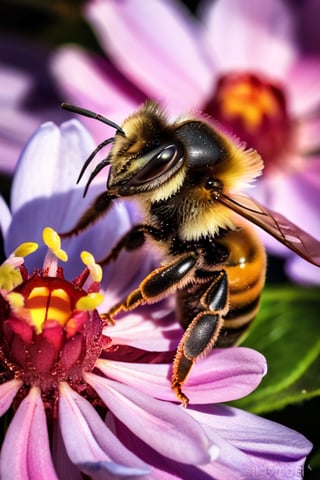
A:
204;72;294;170
0;229;108;402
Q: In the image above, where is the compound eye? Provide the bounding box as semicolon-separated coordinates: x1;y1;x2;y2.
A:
130;142;184;185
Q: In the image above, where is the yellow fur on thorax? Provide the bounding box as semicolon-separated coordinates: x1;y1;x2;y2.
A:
179;199;236;241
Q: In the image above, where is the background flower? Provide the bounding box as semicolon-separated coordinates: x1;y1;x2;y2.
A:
0;36;69;174
50;0;320;285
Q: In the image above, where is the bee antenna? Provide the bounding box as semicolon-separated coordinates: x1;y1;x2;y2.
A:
76;137;114;184
61;102;125;135
83;159;110;198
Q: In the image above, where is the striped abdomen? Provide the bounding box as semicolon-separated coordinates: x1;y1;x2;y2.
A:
217;225;266;346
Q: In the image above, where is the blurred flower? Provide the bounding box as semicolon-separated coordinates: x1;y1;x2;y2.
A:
294;0;320;56
0;36;69;174
51;0;320;284
0;118;312;478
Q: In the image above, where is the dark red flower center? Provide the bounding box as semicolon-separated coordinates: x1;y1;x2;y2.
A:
204;72;294;171
0;271;109;402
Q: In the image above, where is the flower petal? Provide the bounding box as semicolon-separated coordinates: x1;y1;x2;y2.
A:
85;373;216;465
286;255;320;286
7;118;100;256
252;162;320;265
0;378;22;416
85;0;213;111
189;405;312;479
50;46;142;132
59;382;149;478
296;116;320;154
103;308;181;351
96;346;266;404
0;387;58;480
11;119;95;210
287;57;320;116
11;121;60;211
0;195;12;239
0;38;69;174
108;413;219;480
202;0;295;78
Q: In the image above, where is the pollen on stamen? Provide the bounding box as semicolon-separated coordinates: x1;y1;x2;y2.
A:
0;263;23;291
14;241;38;258
80;250;103;283
76;292;104;311
43;227;68;262
7;291;24;308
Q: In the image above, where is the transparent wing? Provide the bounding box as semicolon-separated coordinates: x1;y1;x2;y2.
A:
219;193;320;267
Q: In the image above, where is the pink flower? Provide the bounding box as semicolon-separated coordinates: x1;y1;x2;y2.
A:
0;119;312;478
51;0;320;284
0;36;68;174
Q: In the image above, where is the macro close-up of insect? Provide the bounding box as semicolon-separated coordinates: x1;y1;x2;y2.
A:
61;100;320;406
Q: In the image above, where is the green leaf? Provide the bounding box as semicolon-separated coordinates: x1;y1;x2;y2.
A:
230;286;320;414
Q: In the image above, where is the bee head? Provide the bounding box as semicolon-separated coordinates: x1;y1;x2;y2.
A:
107;101;186;197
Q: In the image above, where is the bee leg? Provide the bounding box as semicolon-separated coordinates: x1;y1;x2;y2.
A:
99;224;163;266
60;191;116;237
106;252;198;321
172;270;229;406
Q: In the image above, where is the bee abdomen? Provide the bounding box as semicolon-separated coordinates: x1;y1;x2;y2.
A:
217;226;266;346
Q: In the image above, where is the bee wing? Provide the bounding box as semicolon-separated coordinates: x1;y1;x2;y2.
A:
219;193;320;267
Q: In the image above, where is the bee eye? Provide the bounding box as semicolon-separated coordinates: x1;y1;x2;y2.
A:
130;142;184;185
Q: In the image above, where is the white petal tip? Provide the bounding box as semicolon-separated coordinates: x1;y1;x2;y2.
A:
208;444;220;461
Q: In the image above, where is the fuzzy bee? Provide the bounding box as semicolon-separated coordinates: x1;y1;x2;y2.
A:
62;101;320;406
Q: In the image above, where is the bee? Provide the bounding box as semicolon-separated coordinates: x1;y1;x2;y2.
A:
62;101;320;406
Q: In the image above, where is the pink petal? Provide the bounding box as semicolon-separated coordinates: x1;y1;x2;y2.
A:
179;347;267;403
8;118;99;248
84;373;217;465
4;120;95;252
50;46;141;133
0;65;33;106
0;378;22;416
285;255;320;285
296;116;320;154
252;162;320;265
96;346;266;404
271;163;320;241
85;0;213;111
202;0;296;78
11;122;61;212
11;120;95;212
103;308;181;351
0;195;12;239
287;57;320;116
189;405;312;478
0;107;40;175
108;414;215;480
0;387;58;480
190;404;312;457
0;38;69;174
58;382;150;478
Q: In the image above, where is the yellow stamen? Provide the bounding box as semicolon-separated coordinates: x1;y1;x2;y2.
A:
42;227;68;262
0;264;22;291
7;292;25;308
76;292;104;311
80;251;102;282
14;242;38;258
